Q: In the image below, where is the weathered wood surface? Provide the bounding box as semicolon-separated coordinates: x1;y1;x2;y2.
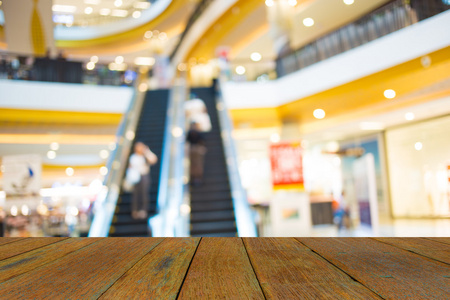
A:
0;237;449;299
178;237;265;299
298;238;450;299
100;238;200;300
374;237;450;265
244;238;382;299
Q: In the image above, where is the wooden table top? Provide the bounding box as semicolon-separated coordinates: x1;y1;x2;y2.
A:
0;237;449;299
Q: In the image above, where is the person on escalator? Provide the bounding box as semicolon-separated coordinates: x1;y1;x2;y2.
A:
186;122;207;186
128;142;158;219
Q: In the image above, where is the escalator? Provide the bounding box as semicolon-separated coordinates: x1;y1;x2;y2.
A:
189;86;238;237
109;89;169;237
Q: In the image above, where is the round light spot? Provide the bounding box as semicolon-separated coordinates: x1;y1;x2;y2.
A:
343;0;354;5
405;112;415;121
303;18;315;27
21;205;30;216
84;7;93;14
66;167;74;176
114;0;122;7
11;205;18;217
115;56;124;64
108;142;117;151
126;130;135;141
132;11;141;18
86;61;95;70
159;32;168;41
138;82;148;92
270;133;280;143
47;150;56;159
235;66;246;75
144;31;153;39
414;142;423;151
90;56;99;63
288;0;297;6
384;89;396;99
172;127;183;138
250;52;262;62
50;142;60;151
265;0;274;7
313;108;325;119
100;166;108;176
99;149;109;159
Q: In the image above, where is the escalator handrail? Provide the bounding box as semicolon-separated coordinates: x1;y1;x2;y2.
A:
88;86;146;237
215;80;258;237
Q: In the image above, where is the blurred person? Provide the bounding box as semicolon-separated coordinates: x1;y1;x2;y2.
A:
186;122;207;185
128;142;157;219
184;94;211;132
333;191;351;230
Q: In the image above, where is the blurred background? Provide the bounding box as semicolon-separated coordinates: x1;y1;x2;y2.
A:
0;0;449;238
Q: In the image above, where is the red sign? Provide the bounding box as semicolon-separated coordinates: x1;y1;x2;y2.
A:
269;142;304;190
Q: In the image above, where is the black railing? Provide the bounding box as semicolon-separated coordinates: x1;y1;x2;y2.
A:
276;0;450;78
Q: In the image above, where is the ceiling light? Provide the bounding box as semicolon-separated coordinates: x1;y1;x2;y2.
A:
288;0;298;6
303;18;315;27
50;142;60;151
86;61;95;70
90;56;99;63
84;0;101;5
178;63;187;71
11;206;18;217
343;0;354;5
126;130;135;140
144;31;153;39
384;89;396;99
115;56;124;64
359;121;385;130
236;66;246;75
138;83;148;92
84;7;93;15
415;142;423;151
109;142;117;151
99;150;109;159
100;166;108;176
132;11;141;18
52;5;77;13
158;32;168;40
270;133;280;143
313;108;325;119
66;167;74;177
47;151;56;159
114;0;122;7
111;9;128;17
99;8;111;16
405;112;415;121
134;1;151;9
251;52;262;62
134;57;155;66
265;0;274;7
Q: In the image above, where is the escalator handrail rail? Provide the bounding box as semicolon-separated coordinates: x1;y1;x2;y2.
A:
88;86;146;237
215;80;258;237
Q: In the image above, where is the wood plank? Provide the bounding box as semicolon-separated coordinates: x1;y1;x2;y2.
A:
178;237;265;299
0;237;164;299
244;238;381;299
100;238;200;300
0;237;67;261
0;238;27;247
0;237;101;283
426;237;450;245
298;238;450;299
374;237;450;265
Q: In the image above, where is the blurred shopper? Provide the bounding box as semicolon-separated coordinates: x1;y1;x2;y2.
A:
128;142;157;219
186;122;207;185
185;94;211;132
333;191;351;230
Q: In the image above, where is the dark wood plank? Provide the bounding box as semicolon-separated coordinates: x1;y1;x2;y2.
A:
100;238;200;299
299;238;450;299
0;238;27;247
244;238;382;299
374;237;450;265
0;237;164;299
0;237;101;283
426;237;450;245
178;237;265;299
0;237;67;261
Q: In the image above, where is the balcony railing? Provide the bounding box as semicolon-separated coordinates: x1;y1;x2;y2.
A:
276;0;450;78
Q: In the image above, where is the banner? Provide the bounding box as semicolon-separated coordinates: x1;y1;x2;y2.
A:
269;142;304;190
2;0;55;56
2;154;41;197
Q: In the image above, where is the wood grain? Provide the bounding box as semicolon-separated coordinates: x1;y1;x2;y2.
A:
0;238;27;247
0;237;101;283
425;237;450;245
374;237;450;265
0;237;67;261
244;238;381;299
298;238;450;299
0;238;164;299
100;238;200;299
178;237;265;299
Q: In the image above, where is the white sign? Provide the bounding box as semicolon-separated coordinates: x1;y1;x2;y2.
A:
2;154;42;197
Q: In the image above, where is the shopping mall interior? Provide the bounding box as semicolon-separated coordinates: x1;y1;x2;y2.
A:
0;0;449;238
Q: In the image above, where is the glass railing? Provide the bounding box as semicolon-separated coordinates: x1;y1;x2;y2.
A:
88;84;146;237
216;79;258;237
276;0;450;78
149;78;188;237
